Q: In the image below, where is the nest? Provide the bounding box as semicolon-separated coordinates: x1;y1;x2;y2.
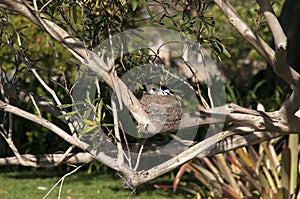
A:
139;93;182;133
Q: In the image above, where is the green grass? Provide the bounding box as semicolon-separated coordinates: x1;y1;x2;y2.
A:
0;169;186;199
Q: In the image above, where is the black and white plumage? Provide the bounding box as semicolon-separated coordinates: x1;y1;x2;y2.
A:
140;84;182;133
144;84;176;96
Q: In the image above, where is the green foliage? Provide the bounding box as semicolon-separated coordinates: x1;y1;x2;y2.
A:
0;11;74;156
0;0;224;158
225;79;288;111
141;0;231;61
0;1;298;198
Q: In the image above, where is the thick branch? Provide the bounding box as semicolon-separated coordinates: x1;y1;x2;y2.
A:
256;0;286;49
256;0;300;89
1;0;299;188
0;100;85;148
255;0;300;118
127;129;285;186
0;130;285;168
121;103;300;186
0;100;123;171
0;100;297;187
214;0;300;89
0;152;95;167
0;0;157;133
279;88;300;125
213;0;273;64
180;103;300;133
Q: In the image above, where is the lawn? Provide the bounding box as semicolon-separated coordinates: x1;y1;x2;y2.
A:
0;169;187;199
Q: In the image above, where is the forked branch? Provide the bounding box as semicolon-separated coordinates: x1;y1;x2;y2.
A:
0;0;299;188
214;0;300;89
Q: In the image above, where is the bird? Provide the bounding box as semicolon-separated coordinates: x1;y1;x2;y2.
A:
143;83;176;96
139;83;182;133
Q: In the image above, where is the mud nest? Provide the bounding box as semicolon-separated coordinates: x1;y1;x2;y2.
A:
139;94;182;133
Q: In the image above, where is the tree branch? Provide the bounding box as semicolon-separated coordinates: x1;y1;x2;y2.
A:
180;103;300;133
1;0;299;189
0;0;159;133
213;0;300;89
1;82;63;118
0;152;95;167
127;129;285;186
255;0;300;124
256;0;300;89
0;100;123;171
0;100;83;148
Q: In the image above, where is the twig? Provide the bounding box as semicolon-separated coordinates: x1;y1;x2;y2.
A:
133;144;143;171
119;122;132;168
29;93;41;117
32;0;37;10
31;57;77;134
39;0;53;12
199;43;213;108
0;118;38;167
42;164;83;199
55;146;75;167
1;83;63;118
111;92;124;165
